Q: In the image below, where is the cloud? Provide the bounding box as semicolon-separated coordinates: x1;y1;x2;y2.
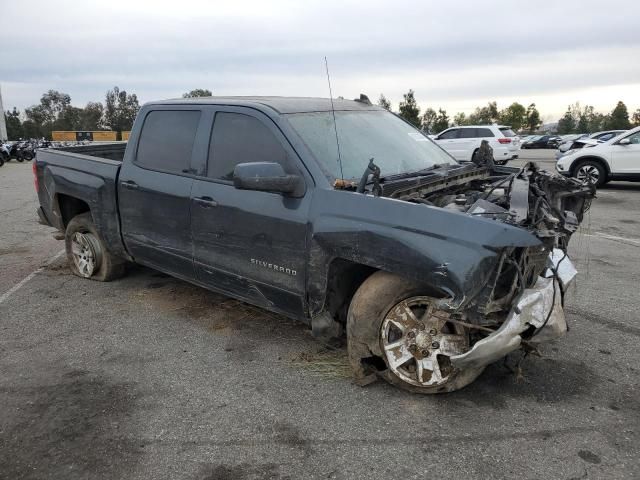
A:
1;0;639;119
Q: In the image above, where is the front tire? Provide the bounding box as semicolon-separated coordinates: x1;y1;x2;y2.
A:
573;160;606;187
347;271;484;394
65;212;126;281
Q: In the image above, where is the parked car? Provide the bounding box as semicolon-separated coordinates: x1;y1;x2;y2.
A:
432;125;520;165
35;96;595;394
556;130;628;159
546;136;565;149
522;135;561;149
556;127;640;186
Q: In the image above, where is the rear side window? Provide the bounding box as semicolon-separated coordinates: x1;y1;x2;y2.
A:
207;112;290;181
458;129;476;138
438;129;458;140
136;110;201;173
476;128;494;137
499;128;516;137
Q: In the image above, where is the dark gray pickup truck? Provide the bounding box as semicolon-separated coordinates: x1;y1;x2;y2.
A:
35;96;595;393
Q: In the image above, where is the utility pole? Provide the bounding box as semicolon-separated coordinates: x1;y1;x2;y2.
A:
0;85;7;141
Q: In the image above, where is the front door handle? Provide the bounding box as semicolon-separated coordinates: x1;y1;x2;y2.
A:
194;196;218;208
121;181;139;190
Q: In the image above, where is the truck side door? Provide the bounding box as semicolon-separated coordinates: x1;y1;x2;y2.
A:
189;107;311;319
118;107;207;278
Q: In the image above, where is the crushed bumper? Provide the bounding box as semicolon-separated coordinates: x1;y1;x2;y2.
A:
450;249;576;370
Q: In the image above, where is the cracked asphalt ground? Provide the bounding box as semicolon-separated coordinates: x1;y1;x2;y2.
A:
1;151;639;480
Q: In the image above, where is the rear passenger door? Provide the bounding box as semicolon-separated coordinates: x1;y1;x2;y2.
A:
118;107;207;279
457;128;480;160
190;107;311;318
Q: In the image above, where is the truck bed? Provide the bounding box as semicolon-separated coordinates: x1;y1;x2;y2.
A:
35;143;128;261
51;142;127;162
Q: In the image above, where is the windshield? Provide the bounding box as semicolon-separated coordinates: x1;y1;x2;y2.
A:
286;110;456;180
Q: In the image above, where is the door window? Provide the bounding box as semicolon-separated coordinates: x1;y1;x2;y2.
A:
207;112;291;181
437;129;459;140
458;129;477;138
478;128;495;137
622;132;640;144
135;110;201;173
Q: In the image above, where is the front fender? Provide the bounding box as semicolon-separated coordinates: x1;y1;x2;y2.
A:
307;189;541;315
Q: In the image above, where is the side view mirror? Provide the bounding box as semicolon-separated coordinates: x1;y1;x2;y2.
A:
618;138;631;145
233;162;305;197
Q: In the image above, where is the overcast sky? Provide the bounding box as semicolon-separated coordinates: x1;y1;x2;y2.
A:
2;0;639;122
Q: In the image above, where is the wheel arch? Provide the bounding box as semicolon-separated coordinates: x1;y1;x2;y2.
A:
570;155;611;177
320;258;379;325
55;193;91;228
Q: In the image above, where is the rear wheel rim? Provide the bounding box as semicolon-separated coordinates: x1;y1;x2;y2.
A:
71;232;101;278
576;164;600;184
380;296;468;388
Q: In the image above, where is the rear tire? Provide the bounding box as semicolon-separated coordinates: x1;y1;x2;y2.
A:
573;160;606;187
65;212;126;281
347;271;484;394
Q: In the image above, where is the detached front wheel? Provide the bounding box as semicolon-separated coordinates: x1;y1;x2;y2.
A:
347;271;484;394
65;212;126;281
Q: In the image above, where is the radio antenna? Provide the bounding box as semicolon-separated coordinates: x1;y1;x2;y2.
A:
324;56;344;180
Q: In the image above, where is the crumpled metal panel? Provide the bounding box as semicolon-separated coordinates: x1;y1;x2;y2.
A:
450;251;574;370
546;248;577;290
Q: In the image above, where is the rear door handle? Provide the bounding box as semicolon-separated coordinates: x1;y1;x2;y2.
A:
194;196;218;208
121;181;139;190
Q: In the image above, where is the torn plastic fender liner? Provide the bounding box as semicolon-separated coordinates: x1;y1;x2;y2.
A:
450;253;577;370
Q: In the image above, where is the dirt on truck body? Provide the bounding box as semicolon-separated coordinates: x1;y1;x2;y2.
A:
34;96;595;393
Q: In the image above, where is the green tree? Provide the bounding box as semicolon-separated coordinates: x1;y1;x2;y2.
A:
78;102;104;130
24;105;50;138
432;109;450;133
377;94;391;111
525;103;541;133
421;108;437;133
468;101;499;125
498;102;526;131
605;101;631;130
453;112;469;126
40;90;72;124
182;89;212;98
557;106;577;134
632;109;640;127
55;106;83;131
398;89;421;128
104;86;140;134
5;108;23;139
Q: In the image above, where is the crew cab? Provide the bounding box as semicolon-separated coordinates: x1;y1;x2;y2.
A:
34;97;595;393
556;126;640;186
432;125;520;165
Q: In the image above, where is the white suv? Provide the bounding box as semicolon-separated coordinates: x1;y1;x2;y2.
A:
556;126;640;187
432;125;520;165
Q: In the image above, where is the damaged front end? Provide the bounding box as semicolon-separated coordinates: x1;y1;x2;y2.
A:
385;162;595;369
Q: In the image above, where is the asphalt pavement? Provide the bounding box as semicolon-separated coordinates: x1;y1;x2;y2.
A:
0;153;638;480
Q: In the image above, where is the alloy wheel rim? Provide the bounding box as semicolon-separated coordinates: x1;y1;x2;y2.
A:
71;232;100;277
380;296;468;387
576;165;599;184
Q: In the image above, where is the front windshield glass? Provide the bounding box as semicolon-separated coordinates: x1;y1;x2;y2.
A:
286;110;457;180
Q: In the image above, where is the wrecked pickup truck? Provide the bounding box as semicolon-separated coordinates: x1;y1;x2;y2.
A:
34;96;595;393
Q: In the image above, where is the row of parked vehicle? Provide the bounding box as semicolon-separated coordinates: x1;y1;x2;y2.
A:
0;139;89;167
428;124;639;187
519;131;626;151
